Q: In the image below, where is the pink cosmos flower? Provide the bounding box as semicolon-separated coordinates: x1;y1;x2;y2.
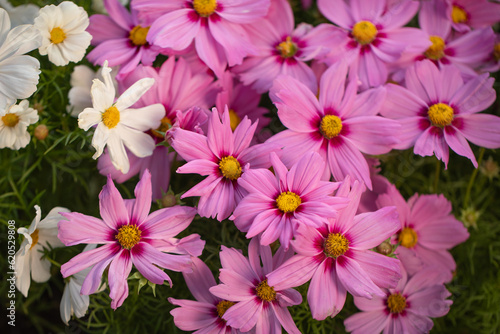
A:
317;0;429;89
87;0;164;79
58;170;204;309
233;0;332;93
479;33;500;73
268;61;400;189
357;158;392;214
232;151;348;249
168;107;280;221
133;0;270;77
169;257;250;334
382;59;500;167
376;184;469;282
345;266;452;334
266;180;402;320
209;237;302;334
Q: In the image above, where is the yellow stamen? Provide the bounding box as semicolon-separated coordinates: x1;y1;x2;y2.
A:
277;36;297;58
427;103;454;127
115;225;142;249
424;36;446;60
216;300;235;319
129;25;150;46
255;279;276;302
50;27;66;44
320;115;343;139
276;191;301;213
219;156;242;180
2;113;20;127
398;227;418;248
102;106;120;129
324;233;349;258
151;116;172;138
451;5;468;24
29;229;39;250
193;0;217;16
228;109;241;131
352;21;378;45
387;293;407;314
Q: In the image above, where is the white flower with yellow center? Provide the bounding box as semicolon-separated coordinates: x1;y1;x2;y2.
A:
15;205;69;297
0;100;39;150
78;61;165;173
34;1;92;66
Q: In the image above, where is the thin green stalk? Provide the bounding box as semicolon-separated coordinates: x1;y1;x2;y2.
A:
464;147;486;206
433;158;441;193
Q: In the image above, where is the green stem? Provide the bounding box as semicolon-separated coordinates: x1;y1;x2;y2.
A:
464;148;486;207
433;158;441;193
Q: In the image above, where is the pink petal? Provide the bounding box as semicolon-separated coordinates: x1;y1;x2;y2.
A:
347;207;400;250
232;117;257;156
382;0;420;29
317;0;355;29
61;243;118;278
183;257;218;304
108;249;132;309
197;180;235;221
270;302;301;334
318;60;348;112
344;308;389;334
148;9;200;50
346;86;386;118
218;0;270;24
168;127;214;162
358;49;387;89
281;61;318;94
168;298;218;331
58;212;112;246
267;130;324;169
232;195;275;233
99;175;129;229
419;0;450;37
209;18;255;66
208;108;233;158
382;84;428;119
141;205;197;239
406;60;441;104
348;249;401;290
444;127;477;167
456;114;500;149
177;159;219;176
104;0;133;31
248;237;272;277
407;285;452;318
336;256;385;299
327;138;372;189
417;221;469;250
352;294;386;312
237;141;281;169
86;39;137;67
449;74;495;115
393;117;426;150
350;0;384;22
343;116;400;155
209;269;255;301
266;255;318;290
130;169;152;224
288;151;324;194
195;24;227;78
223;298;263;332
237;168;278;198
414;127;449;167
88;14;127;45
220;245;260;282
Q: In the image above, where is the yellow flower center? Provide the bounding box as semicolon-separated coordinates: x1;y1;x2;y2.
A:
424;36;446;60
228;109;241;131
219;156;242;180
50;27;66;44
216;300;235;319
193;0;217;16
129;25;150;46
387;293;407;314
255;279;276;302
151;116;172;138
29;229;39;250
398;227;418;248
276;191;301;213
352;21;378;45
320;115;343;139
494;43;500;61
427;103;454;127
102;106;120;129
115;224;142;249
2;113;20;127
451;5;468;24
277;36;297;58
324;233;349;258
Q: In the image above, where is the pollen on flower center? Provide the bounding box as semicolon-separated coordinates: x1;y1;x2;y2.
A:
398;227;418;248
219;156;242;180
387;293;407;314
352;21;378;45
2;113;20;127
102;106;120;129
256;279;276;302
277;36;298;58
216;300;235;319
29;229;39;250
50;27;66;44
324;233;349;258
228;109;241;131
151;116;172;138
427;103;454;127
276;191;301;213
451;5;468;24
115;224;142;249
320;115;343;139
129;25;150;46
193;0;217;17
424;36;446;60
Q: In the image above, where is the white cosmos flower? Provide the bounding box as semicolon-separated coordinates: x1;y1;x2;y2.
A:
78;61;165;173
34;1;92;66
0;0;39;27
0;100;39;150
15;205;69;298
0;8;41;107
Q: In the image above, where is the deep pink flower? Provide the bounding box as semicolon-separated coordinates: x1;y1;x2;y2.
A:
209;237;302;333
268;61;400;189
58;170;204;309
134;0;270;77
266;180;402;320
345;266;452;334
232;151;348;249
376;184;469;282
169;107;280;221
382;59;500;167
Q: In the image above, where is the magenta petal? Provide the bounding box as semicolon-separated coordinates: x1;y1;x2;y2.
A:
348;249;401;290
344;308;389;334
58;212;112;246
219;245;260;283
78;245;120;295
266;255;318;290
177;159;219;176
336;256;385;299
223;298;263;332
130;169;152;224
268;130;324;169
347;207;400;250
86;39;137;67
209;270;255;301
382;84;428;119
209;19;255;67
135;242;192;274
132;251;172;286
237;168;278;198
104;0;133;31
169;127;214;162
327;138;372;189
457;114;500;149
288;151;324;195
141;205;197;239
88;14;127;45
61;243;119;278
343;116;400;155
99;175;129;229
414;127;449;167
148;9;200;50
270;302;301;334
183;257;218;304
169;298;217;331
318;60;348;112
207;108;233;158
195;25;227;78
233;195;275;233
232;117;257;156
443;127;477;167
248;237;272;277
109;250;132;309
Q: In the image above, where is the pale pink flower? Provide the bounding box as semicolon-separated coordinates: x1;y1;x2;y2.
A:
267;181;402;320
209;237;302;334
58;170;204;309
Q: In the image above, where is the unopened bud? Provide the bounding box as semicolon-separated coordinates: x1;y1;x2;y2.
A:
376;241;393;255
33;102;44;113
34;124;49;140
161;193;177;208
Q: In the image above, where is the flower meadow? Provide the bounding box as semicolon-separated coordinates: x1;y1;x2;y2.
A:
1;0;500;333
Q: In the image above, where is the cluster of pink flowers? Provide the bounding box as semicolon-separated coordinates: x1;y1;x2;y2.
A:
13;0;500;332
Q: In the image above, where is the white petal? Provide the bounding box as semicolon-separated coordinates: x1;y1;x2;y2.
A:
91;122;110;159
60;284;72;325
107;133;130;173
115;78;155;111
78;108;102;131
118;125;156;158
120;104;165;132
